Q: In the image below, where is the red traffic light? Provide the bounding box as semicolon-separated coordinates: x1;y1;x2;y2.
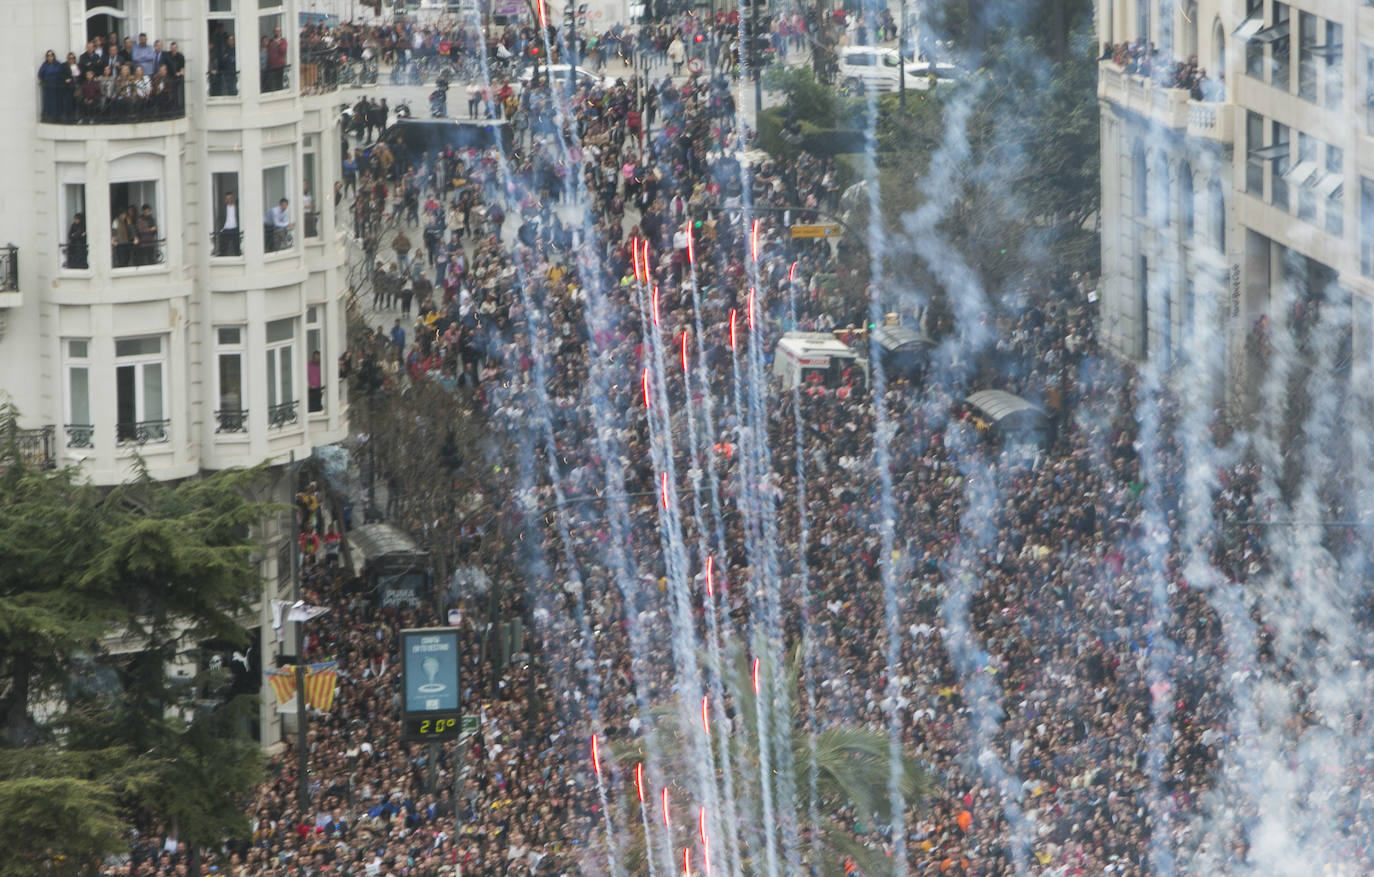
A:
530;45;541;55
694;33;703;43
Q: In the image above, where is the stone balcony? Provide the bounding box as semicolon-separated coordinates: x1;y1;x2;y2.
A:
1098;60;1233;144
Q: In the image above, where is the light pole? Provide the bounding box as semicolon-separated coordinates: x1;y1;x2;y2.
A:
895;0;906;108
288;452;309;815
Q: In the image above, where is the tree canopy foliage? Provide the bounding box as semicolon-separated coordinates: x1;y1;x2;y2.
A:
759;2;1100;310
0;404;270;873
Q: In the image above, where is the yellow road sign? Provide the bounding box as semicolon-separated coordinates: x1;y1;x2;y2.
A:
790;224;841;239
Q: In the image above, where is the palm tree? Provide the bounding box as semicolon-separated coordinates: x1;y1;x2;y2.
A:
612;644;933;876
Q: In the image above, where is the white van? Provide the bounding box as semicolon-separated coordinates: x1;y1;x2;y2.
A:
773;332;867;389
836;46;956;94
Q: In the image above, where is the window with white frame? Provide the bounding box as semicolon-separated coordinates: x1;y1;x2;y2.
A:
109;178;162;269
1325;145;1344;238
262;164;293;253
302;136;319;238
216;326;246;433
61;180;88;270
265;318;297;427
306;306;325;413
64;339;93;449
85;0;143;45
114;335;167;444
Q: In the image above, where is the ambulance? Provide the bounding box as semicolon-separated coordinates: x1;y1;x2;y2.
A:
772;332;867;390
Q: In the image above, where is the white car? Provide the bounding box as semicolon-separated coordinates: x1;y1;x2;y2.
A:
836;46;956;94
516;64;615;92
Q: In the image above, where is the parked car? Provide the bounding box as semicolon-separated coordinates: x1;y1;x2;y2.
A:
836;46;956;94
516;63;615;92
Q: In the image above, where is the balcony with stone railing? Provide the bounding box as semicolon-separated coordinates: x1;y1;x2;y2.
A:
1099;60;1233;145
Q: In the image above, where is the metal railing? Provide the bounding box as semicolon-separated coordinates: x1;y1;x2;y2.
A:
111;237;166;269
41;78;186;124
11;425;55;469
60;241;89;270
65;423;95;449
261;63;291;94
116;419;170;445
208;69;239;97
304;211;320;239
300;50;340;94
0;245;16;291
211;229;243;258
265;226;294;253
267;400;298;428
215;408;248;433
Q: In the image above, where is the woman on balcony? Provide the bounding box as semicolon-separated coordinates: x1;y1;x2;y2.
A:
113;63;138;118
66;213;88;270
37;50;65;122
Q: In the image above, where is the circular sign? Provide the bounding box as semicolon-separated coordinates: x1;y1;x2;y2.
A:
687;57;703;74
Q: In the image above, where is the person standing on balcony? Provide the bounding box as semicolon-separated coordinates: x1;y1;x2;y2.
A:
217;191;241;256
131;33;156;73
211;34;237;96
135;204;158;266
308;350;324;413
267;26;288;91
37;50;65;122
66;213;88;270
265;198;293;251
112;206;138;268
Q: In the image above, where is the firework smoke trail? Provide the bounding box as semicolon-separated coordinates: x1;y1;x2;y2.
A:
1228;268;1374;873
633;260;728;877
511;262;627;877
736;234;799;873
683;228;748;877
467;48;678;874
720;13;793;870
936;430;1036;875
853;22;908;869
1129;358;1181;875
1159;251;1267;873
679;335;748;876
638;765;660;877
782;276;822;862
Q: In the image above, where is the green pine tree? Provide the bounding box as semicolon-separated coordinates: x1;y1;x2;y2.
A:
0;403;271;873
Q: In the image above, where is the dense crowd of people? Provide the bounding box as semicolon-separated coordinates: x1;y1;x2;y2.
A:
87;10;1374;877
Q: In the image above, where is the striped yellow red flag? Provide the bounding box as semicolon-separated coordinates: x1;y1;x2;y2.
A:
303;661;340;712
266;667;297;706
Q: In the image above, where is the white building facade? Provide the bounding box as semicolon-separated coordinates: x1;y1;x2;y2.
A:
1;0;352;741
1096;0;1369;410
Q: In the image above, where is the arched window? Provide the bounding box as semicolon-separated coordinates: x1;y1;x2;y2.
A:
1182;1;1199;59
85;0;142;45
1134;142;1148;218
1212;19;1226;77
1209;175;1226;252
1180;162;1195;239
1154;153;1171;227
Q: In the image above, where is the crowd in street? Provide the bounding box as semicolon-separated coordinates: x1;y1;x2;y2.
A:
90;11;1374;877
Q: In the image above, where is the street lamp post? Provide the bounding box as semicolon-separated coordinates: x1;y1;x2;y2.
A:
288;452;309;815
898;0;907;108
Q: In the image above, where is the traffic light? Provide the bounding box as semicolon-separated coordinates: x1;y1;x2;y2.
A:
694;33;703;44
530;44;541;56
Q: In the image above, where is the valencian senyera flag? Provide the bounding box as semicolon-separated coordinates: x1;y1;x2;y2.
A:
303;661;340;711
266;667;298;707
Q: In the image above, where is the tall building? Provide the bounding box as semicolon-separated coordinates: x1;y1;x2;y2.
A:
1096;1;1363;412
0;0;351;740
